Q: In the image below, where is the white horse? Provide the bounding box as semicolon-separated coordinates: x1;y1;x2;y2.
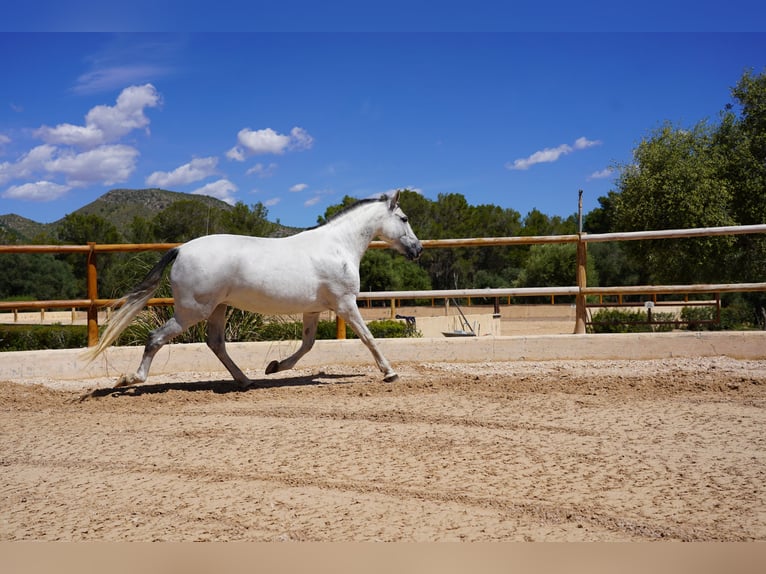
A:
83;191;423;388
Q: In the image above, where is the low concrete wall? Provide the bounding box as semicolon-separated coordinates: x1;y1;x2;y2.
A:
2;331;765;382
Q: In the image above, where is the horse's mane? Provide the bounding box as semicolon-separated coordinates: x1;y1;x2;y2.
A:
306;196;387;230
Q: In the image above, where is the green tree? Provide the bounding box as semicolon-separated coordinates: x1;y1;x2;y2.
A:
715;69;766;282
359;250;431;293
151;199;222;242
220;201;275;236
584;190;620;235
127;215;155;243
469;204;524;286
585;192;647;287
514;242;599;296
612;121;734;283
0;226;21;245
598;69;766;287
417;193;475;289
55;212;122;246
0;253;78;300
54;213;123;297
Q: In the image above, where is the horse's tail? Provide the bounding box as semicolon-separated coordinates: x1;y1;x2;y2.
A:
81;247;180;362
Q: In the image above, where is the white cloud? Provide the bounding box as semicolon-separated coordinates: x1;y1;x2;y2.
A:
45;144;140;186
227;126;314;160
264;197;281;207
289;183;308;192
506;136;602;171
192;178;238;205
35;84;160;148
0;144;57;184
225;146;245;162
587;168;614;180
2;181;71;201
36;123;104;148
304;195;322;207
574;137;601;150
1;85;160;201
235;128;290;155
1;143;139;195
0;134;10;148
288;127;314;151
506;143;571;170
74;65;172;95
72;36;182;94
146;156;218;187
246;162;278;177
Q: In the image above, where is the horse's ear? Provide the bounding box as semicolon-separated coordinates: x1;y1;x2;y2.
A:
388;189;401;210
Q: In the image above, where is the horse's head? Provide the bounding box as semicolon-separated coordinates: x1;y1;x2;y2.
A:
376;190;423;261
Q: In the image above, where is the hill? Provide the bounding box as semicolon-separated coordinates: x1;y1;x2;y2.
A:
0;188;295;242
68;188;234;231
0;213;48;242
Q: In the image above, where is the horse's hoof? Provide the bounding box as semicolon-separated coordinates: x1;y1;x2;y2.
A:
383;372;399;383
265;360;280;375
114;374;133;388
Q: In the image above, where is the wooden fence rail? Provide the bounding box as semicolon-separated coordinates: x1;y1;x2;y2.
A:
2;223;766;345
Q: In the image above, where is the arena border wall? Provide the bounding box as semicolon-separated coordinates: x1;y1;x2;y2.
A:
2;331;765;382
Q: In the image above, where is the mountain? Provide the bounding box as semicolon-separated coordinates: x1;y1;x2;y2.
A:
0;213;48;242
0;188;295;242
71;188;234;231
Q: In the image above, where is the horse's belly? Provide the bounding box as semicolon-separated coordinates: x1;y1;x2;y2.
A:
224;286;330;315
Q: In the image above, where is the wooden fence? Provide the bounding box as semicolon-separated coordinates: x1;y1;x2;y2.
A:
2;223;766;346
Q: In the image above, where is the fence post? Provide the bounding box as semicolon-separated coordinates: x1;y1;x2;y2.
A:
574;234;588;334
336;315;346;339
86;242;99;346
574;190;588;334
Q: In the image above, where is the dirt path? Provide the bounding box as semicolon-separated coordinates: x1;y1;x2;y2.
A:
2;357;765;541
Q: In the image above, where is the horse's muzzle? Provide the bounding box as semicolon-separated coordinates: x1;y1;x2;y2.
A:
406;242;424;261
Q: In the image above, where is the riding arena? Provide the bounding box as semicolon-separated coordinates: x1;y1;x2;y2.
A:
2;192;765;541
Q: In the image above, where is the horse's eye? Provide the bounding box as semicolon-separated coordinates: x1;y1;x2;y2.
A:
400;216;408;223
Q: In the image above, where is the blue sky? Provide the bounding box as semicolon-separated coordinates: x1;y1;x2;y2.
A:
1;29;765;229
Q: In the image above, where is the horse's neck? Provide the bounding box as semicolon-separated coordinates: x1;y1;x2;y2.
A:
322;204;382;263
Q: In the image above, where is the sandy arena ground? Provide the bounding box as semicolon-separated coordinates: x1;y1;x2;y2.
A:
2;355;765;542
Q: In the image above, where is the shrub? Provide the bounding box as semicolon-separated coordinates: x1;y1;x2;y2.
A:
588;308;675;333
366;319;417;338
720;299;757;330
256;319;417;340
680;298;759;331
0;324;88;351
680;306;717;331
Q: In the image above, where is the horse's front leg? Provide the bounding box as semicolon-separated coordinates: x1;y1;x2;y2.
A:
336;300;398;382
265;312;320;375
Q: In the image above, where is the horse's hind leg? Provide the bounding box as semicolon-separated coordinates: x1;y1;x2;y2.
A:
116;316;185;387
206;304;252;388
265;312;320;375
